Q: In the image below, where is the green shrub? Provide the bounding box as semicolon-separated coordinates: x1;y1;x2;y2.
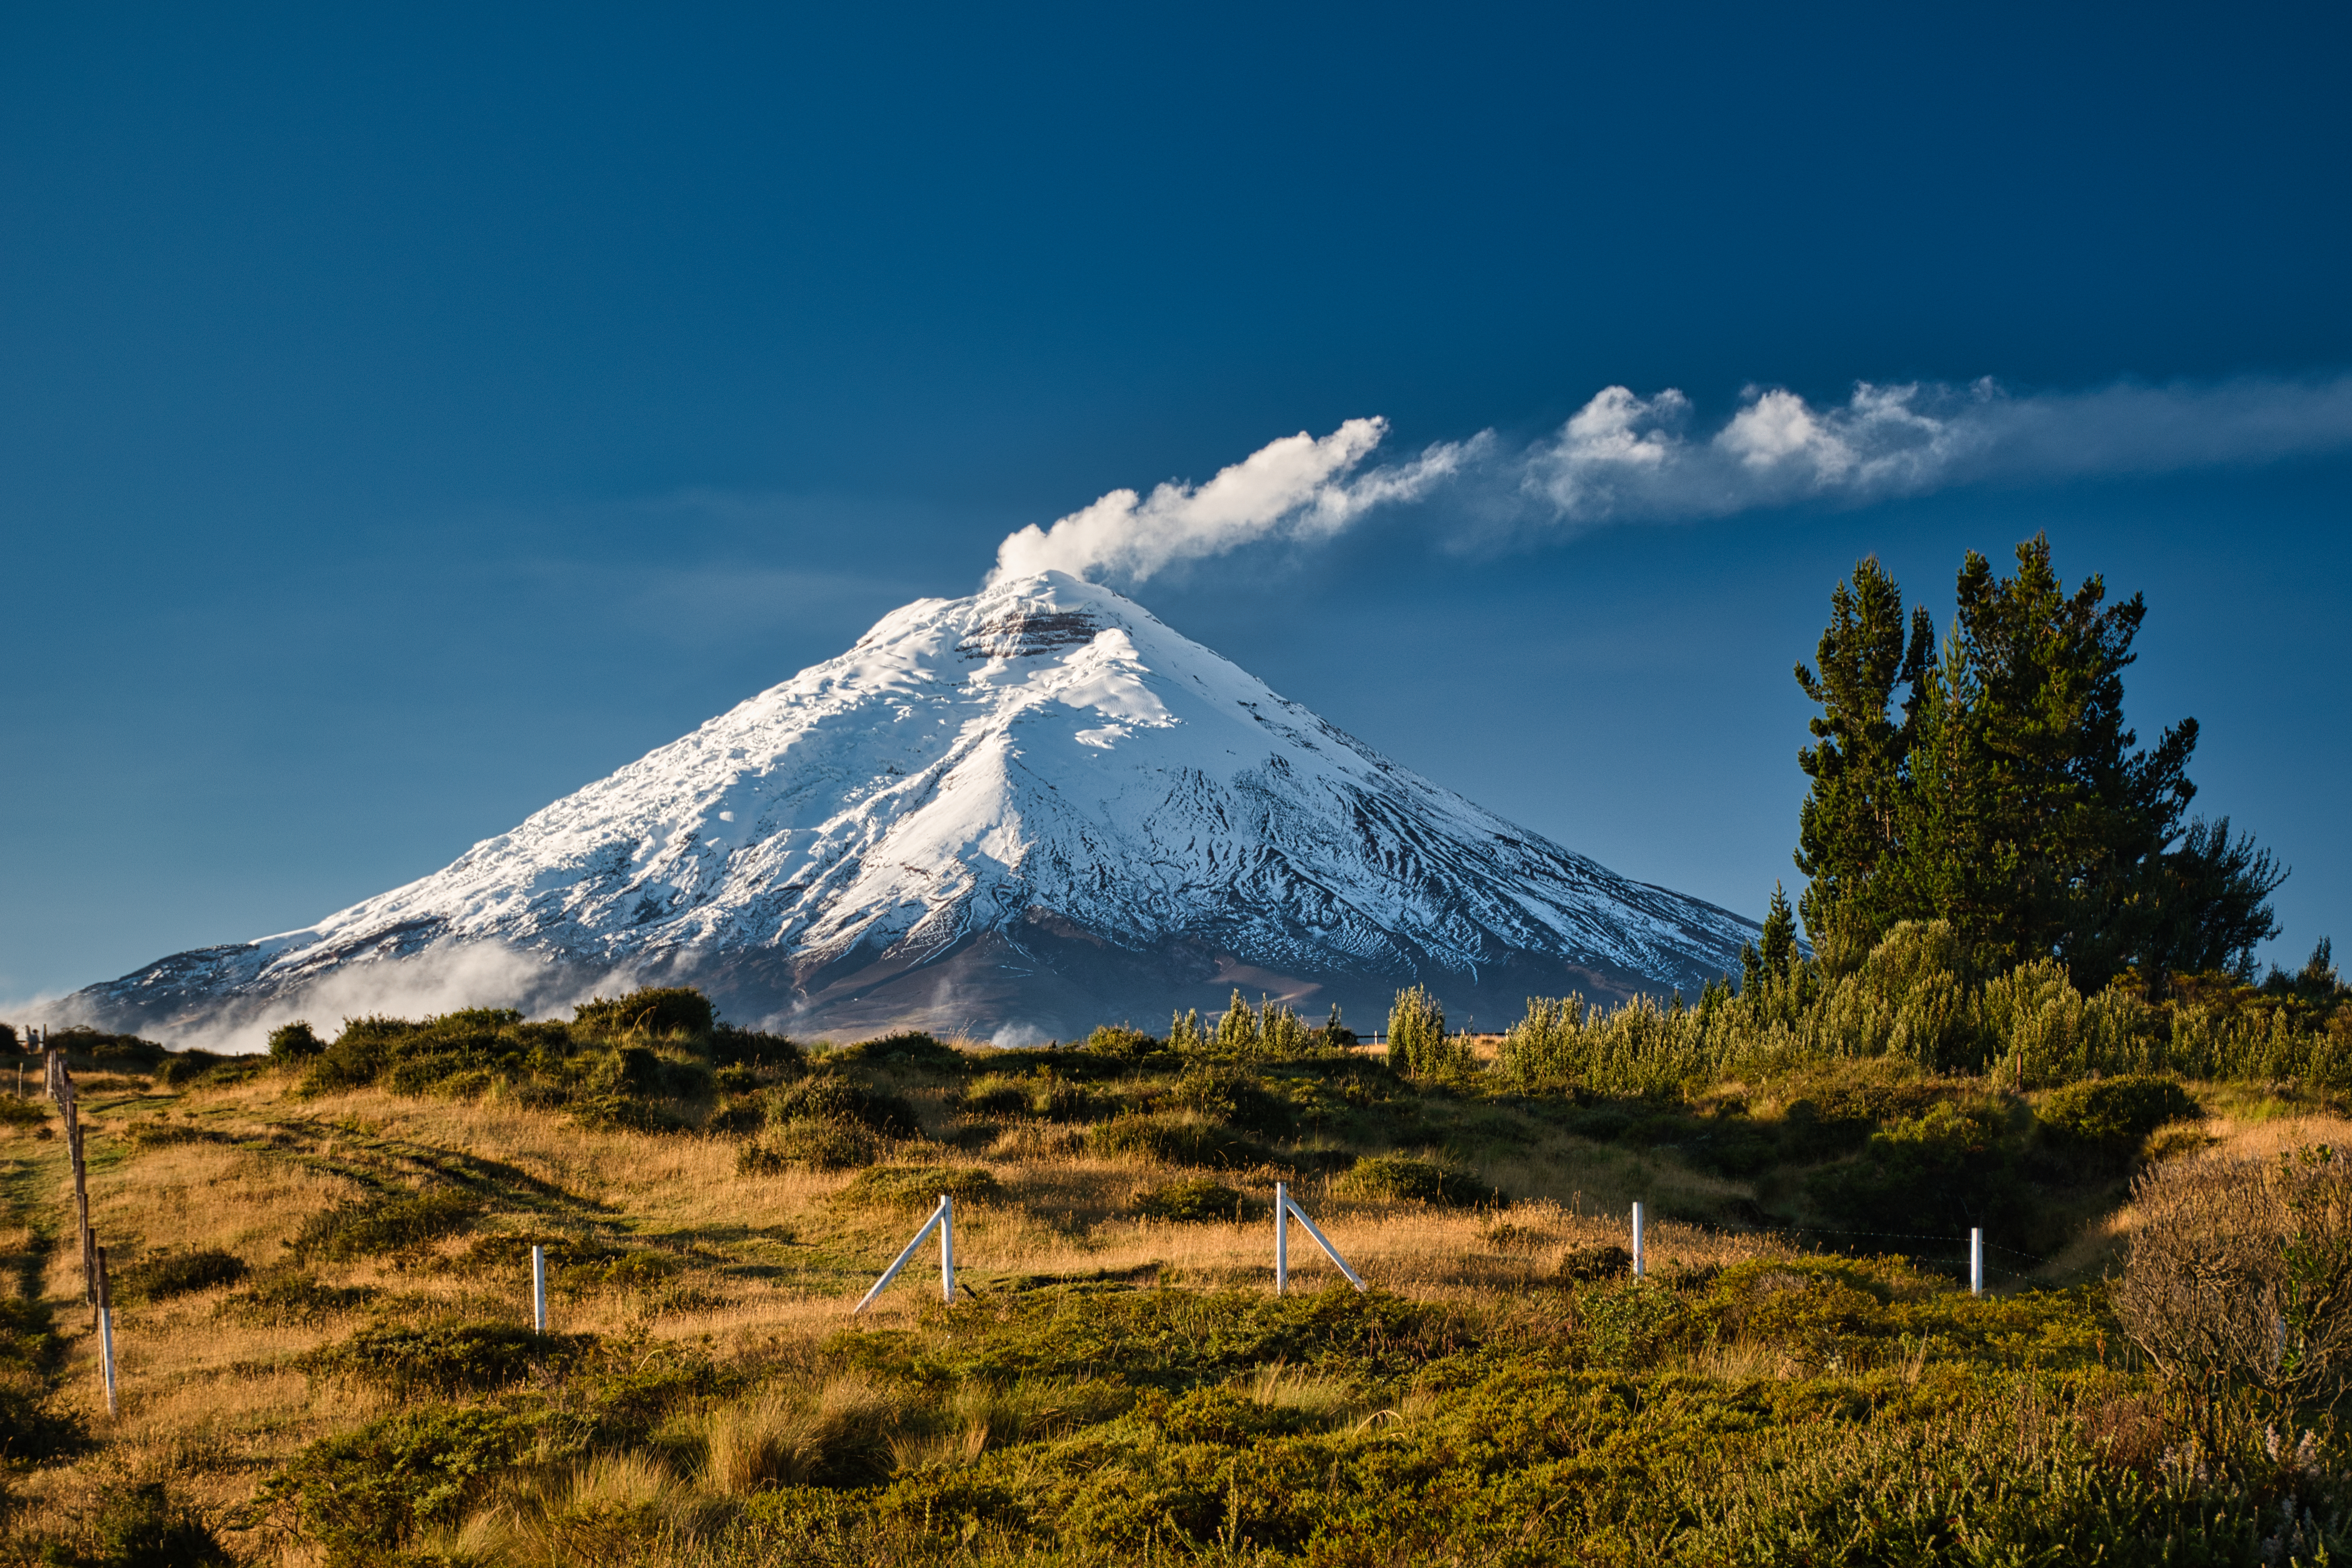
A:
254;1404;544;1563
2038;1074;2199;1157
837;1031;966;1071
1172;1066;1294;1135
300;1322;595;1396
770;1073;919;1137
116;1247;248;1303
1805;1100;2024;1239
1388;986;1473;1080
31;1477;232;1567
708;1025;805;1069
1559;1244;1634;1281
153;1049;232;1087
573;987;716;1037
1087;1113;1268;1169
288;1188;484;1262
1133;1178;1269;1223
1333;1154;1501;1208
267;1020;326;1060
739;1119;880;1173
216;1273;378;1326
831;1164;1003;1210
0;1096;47;1127
1082;1024;1164;1059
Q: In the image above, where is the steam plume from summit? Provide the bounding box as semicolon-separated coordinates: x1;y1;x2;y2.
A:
985;373;2352;583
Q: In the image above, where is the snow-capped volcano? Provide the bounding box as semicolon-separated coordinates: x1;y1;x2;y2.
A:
70;572;1754;1042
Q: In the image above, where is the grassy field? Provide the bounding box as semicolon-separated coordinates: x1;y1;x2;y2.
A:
3;999;2348;1565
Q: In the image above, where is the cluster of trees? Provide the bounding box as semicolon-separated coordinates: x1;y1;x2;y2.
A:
1788;534;2288;996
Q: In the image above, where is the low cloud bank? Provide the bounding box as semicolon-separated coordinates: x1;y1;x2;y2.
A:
30;942;649;1056
990;374;2352;583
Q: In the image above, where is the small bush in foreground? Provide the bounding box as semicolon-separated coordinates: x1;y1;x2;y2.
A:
769;1073;919;1138
116;1247;248;1303
2116;1144;2352;1415
1133;1178;1268;1224
739;1119;880;1173
300;1322;595;1396
288;1188;484;1262
831;1164;1003;1210
1088;1113;1268;1168
2039;1073;2199;1156
28;1477;232;1567
216;1273;378;1326
1334;1154;1501;1208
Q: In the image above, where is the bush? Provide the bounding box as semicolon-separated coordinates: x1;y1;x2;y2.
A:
573;987;716;1038
153;1049;232;1088
770;1073;919;1138
2038;1074;2198;1158
831;1164;1003;1211
255;1404;540;1563
1087;1114;1268;1169
34;1477;232;1567
739;1120;880;1173
1333;1155;1501;1208
267;1020;326;1060
837;1031;966;1071
0;1095;47;1127
2114;1145;2352;1414
116;1247;248;1303
1171;1066;1294;1135
1133;1178;1268;1223
1559;1244;1634;1282
300;1322;595;1396
1804;1100;2023;1239
288;1188;484;1262
1082;1024;1163;1060
1388;986;1472;1081
710;1025;805;1069
216;1273;377;1326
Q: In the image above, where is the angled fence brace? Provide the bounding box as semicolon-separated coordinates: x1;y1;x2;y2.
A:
853;1195;958;1314
1273;1182;1366;1295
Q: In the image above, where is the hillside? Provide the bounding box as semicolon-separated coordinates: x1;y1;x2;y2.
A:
5;983;2350;1565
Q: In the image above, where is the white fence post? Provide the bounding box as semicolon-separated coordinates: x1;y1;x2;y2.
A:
940;1195;955;1304
531;1244;547;1332
1631;1201;1645;1279
852;1196;956;1315
1970;1228;1983;1297
1272;1183;1365;1294
1274;1180;1289;1295
95;1246;117;1418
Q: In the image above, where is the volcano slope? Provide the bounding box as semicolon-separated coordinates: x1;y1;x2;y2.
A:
67;571;1752;1045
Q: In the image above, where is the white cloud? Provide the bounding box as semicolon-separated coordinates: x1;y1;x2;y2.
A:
987;417;1480;587
983;373;2352;584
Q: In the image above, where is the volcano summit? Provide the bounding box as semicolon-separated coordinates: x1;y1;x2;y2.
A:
69;573;1755;1043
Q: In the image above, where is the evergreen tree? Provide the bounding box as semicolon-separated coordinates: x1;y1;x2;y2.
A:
1793;534;2280;992
1168;1008;1205;1055
1793;557;1934;946
1759;883;1798;978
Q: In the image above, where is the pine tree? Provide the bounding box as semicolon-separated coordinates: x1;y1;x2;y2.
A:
1793;557;1935;947
1759;883;1798;978
1387;985;1455;1079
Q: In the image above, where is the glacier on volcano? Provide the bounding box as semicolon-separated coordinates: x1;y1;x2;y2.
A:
66;572;1755;1044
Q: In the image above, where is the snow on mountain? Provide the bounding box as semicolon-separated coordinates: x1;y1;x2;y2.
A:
67;571;1755;1043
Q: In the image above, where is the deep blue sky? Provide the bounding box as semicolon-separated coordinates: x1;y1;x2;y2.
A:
4;3;2347;1004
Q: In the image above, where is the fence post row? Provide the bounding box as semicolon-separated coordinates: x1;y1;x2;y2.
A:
532;1245;548;1333
1631;1201;1645;1279
1970;1227;1983;1297
1272;1181;1367;1295
852;1195;958;1314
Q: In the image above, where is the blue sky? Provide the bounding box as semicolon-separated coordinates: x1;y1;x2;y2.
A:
4;2;2347;1004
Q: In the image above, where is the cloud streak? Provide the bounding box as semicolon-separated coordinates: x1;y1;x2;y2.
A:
989;374;2352;583
987;417;1482;585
